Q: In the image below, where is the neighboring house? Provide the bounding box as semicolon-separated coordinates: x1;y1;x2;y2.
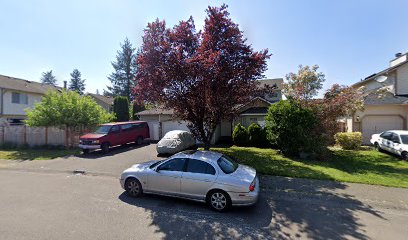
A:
87;93;114;112
0;74;61;125
137;78;283;142
0;74;113;125
349;52;408;144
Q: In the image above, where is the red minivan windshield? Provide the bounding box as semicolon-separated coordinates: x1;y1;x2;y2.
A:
94;125;111;134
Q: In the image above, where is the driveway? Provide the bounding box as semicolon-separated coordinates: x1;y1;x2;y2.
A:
1;144;408;239
2;143;162;176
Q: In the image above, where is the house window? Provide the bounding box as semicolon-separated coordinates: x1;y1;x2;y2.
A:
250;117;258;123
11;92;28;104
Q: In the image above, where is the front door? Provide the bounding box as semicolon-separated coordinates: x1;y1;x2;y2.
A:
147;158;186;195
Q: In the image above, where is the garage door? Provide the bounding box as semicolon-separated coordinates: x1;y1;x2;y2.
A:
162;121;190;136
362;116;404;144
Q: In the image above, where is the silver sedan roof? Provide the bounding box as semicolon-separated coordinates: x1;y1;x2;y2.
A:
170;150;223;163
385;130;408;135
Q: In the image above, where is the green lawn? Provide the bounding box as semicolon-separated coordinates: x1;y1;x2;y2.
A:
0;148;80;161
210;146;408;188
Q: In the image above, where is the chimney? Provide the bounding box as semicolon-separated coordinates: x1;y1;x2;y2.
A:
63;81;67;89
390;52;407;67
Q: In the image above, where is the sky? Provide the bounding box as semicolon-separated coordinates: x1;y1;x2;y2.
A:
1;0;408;95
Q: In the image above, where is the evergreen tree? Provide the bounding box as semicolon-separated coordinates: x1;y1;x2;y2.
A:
40;70;57;86
106;38;138;100
96;89;100;95
68;69;86;95
113;96;130;122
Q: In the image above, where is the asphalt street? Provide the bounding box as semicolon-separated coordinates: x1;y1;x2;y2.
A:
1;144;408;239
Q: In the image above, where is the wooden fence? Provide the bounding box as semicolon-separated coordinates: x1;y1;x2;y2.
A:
0;126;91;147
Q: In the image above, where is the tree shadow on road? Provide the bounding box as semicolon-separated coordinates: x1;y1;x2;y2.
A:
118;174;385;239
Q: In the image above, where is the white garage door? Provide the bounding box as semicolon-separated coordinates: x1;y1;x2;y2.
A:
162;121;190;136
362;116;404;144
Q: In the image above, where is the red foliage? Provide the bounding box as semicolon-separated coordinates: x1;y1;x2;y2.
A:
134;5;270;148
309;84;364;143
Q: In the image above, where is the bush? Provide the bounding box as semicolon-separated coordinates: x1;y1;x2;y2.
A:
248;123;268;147
232;123;249;146
334;132;362;150
265;100;320;156
113;96;129;122
25;90;114;128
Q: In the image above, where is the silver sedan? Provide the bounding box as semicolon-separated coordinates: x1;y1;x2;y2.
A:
120;150;259;212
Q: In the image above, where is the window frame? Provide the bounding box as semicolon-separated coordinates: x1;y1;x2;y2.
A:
391;133;401;143
380;132;392;140
109;125;121;134
11;92;28;104
185;158;216;175
217;155;239;174
157;158;187;172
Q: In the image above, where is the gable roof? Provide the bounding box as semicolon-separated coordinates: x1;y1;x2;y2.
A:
87;93;114;105
352;58;408;88
364;91;408;105
0;74;62;94
257;78;284;90
137;107;174;116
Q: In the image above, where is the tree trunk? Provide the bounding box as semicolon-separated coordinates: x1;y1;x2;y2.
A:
203;140;211;150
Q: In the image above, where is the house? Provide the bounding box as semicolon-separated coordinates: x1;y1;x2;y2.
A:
0;74;62;125
87;93;114;112
137;78;283;142
0;74;113;125
348;52;408;144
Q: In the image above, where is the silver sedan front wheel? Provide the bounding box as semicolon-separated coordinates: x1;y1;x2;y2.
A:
125;178;142;197
209;191;230;212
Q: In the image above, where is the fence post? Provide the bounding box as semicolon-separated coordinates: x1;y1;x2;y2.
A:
23;125;27;145
45;127;48;145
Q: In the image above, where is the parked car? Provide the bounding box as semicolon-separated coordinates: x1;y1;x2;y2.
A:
79;121;150;154
370;130;408;160
156;130;196;155
120;150;259;212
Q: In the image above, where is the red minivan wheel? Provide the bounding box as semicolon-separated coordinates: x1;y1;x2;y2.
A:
136;137;143;145
101;143;110;154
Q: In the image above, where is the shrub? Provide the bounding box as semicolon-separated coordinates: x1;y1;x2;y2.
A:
25;90;114;128
113;96;129;122
232;123;249;146
265;100;320;156
334;132;362;150
248;123;268;147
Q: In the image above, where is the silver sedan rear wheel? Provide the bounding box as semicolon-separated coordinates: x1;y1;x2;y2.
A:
209;191;230;212
125;178;142;197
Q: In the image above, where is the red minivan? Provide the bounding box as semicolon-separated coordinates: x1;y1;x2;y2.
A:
79;121;150;154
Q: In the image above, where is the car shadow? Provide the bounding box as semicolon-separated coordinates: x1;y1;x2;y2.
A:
118;175;384;239
77;142;151;159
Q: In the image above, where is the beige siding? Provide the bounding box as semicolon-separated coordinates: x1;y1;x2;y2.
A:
396;63;408;95
2;90;42;116
359;76;395;94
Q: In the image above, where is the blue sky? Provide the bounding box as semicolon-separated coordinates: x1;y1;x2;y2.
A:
1;0;407;95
